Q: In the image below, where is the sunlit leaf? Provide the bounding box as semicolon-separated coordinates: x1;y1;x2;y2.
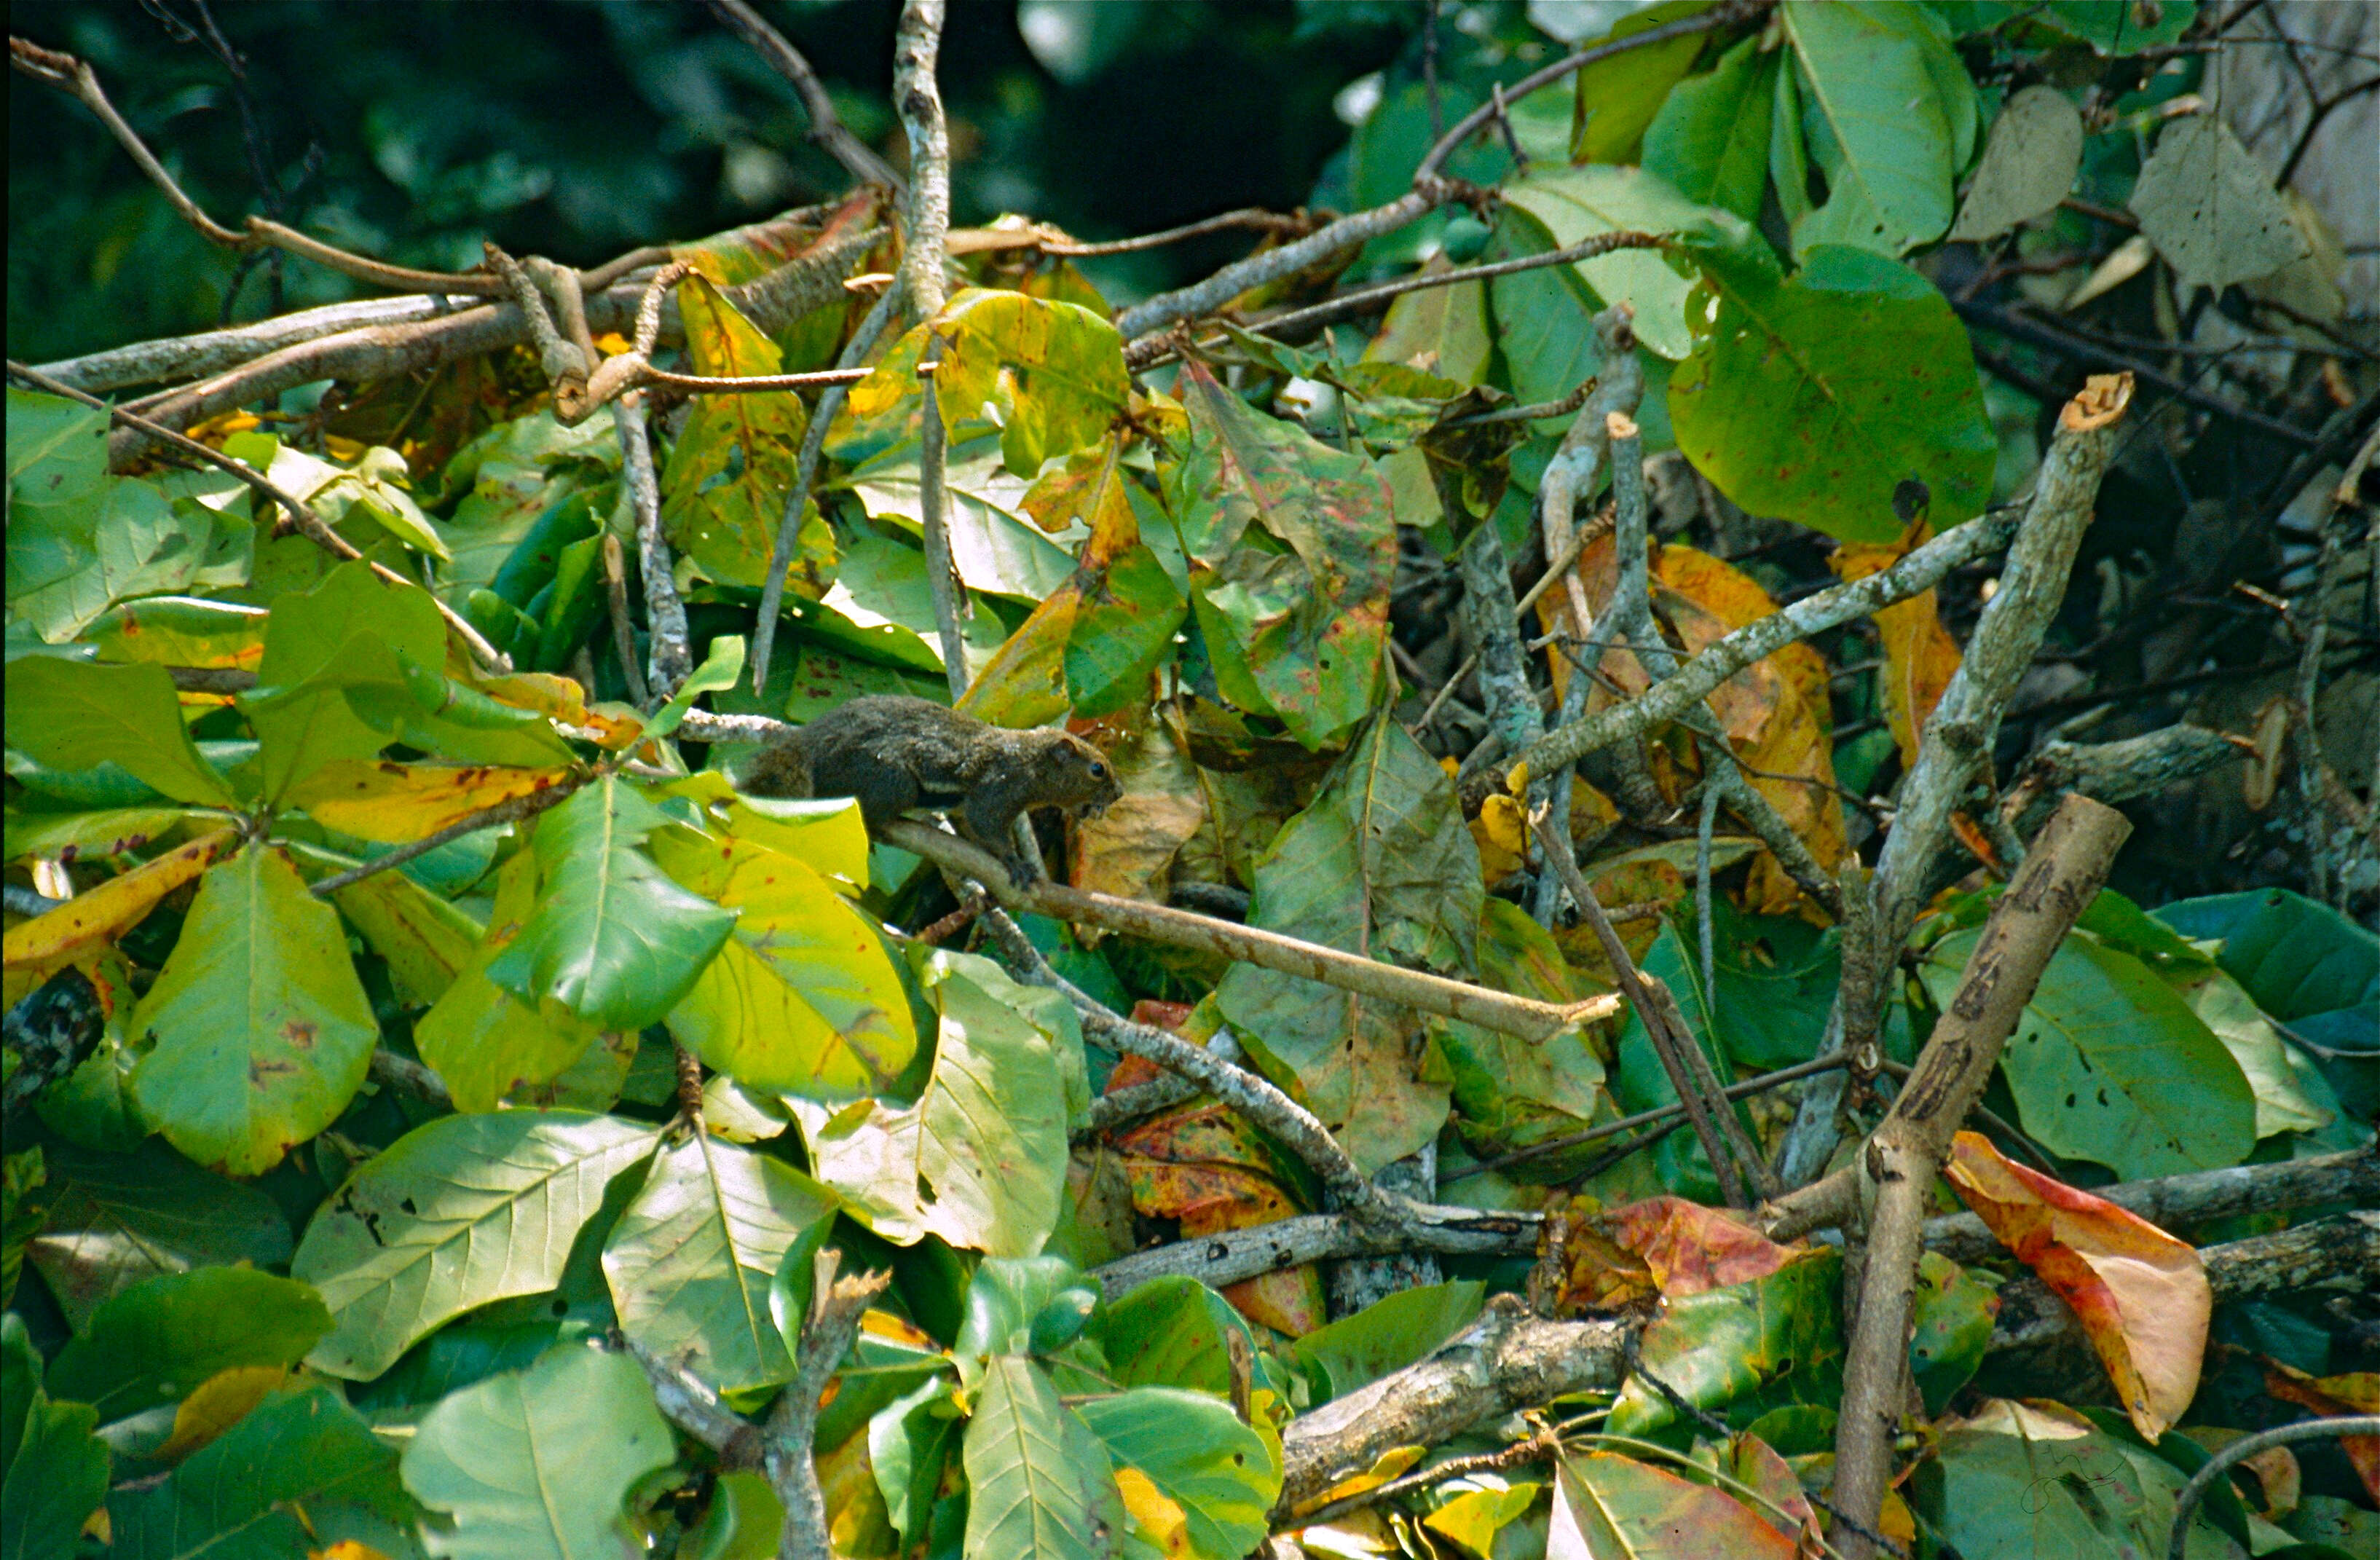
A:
293;1110;660;1379
2;829;235;988
3;658;238;807
1781;0;1956;256
961;1354;1126;1560
1945;1132;2209;1439
1074;1387;1280;1560
1550;1450;1795;1559
414;849;607;1110
288;760;576;844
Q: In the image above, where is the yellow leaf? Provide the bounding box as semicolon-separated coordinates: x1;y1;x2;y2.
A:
1830;519;1961;771
2;829;236;980
1293;1445;1423;1518
312;1545;393;1560
155;1366;287;1463
1115;1466;1192;1555
285;761;575;844
1472;793;1529;881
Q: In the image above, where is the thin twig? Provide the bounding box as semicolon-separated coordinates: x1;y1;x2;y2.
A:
5;358;509;673
614;393;692;701
698;0;906;191
308;781;583;899
917;339;971;697
1469;1052;1851;1177
2167;1417;2380;1560
1043;208;1310;256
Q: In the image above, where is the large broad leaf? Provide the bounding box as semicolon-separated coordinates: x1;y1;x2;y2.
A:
839;288;1130;477
1668;239;1995;542
1291;1283;1485;1402
1644;34;1777;223
46;1266;331;1423
1944;1132;2207;1440
2129;113;2309;295
962;1354;1127;1560
293;1110;660;1379
1500;165;1748;361
795;949;1071;1258
600;1132;838;1394
654;822;916;1101
1914;1399;2242;1560
485;776;738;1033
1949;84;2085;242
660;269;830;593
1607;1250;1843;1436
1170;360;1395;749
1550;1451;1797;1559
1;1315;110;1560
126;843;379;1175
240;562;449;801
2153;889;2379;1025
3;657;238;807
108;1383;416;1560
24;1139;291;1332
845;445;1079;603
1216;713;1475;1174
1919;929;2255;1179
1073;1387;1279;1560
1438;899;1611;1170
400;1345;674;1560
1781;0;1955;256
414;849;608;1111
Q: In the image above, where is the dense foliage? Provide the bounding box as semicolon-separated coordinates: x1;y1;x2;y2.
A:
5;3;2375;1559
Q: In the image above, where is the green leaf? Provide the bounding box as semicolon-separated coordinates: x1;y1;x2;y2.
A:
1065;543;1186;719
1949;84;2085;242
1;1317;109;1560
6;387;107;502
686;1469;784;1560
1091;1277;1261;1397
293;1110;660;1379
0;1151;40;1310
795;948;1071;1258
331;865;486;1009
953;1255;1087;1385
1440;906;1612;1172
127;843;379;1175
1500;165;1750;361
1908;1250;1997;1414
1668;239;1995;541
1920;930;2256;1178
660;274;830;593
84;596;269;669
653;823;916;1099
1074;1387;1280;1560
1782;0;1955;256
401;1345;674;1560
1913;1403;2240;1560
1555;1450;1797;1559
47;1266;330;1422
2159;964;2330;1139
3;657;237;806
1645;35;1778;223
845;446;1080;603
414;850;607;1111
486;776;738;1032
23;1138;291;1333
108;1383;415;1560
961;1354;1125;1560
1570;0;1715;165
1608;1250;1844;1435
600;1131;838;1393
870;1376;959;1549
644;634;745;740
1291;1283;1485;1402
1171;360;1395;749
2153;889;2379;1024
1216;713;1473;1173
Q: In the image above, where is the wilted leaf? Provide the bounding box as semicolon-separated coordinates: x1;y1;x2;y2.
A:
127;843;379;1176
400;1346;674;1560
795;949;1071;1258
1829;519;1961;769
2129;112;2310;294
1216;714;1475;1173
2;829;235;989
1949;85;2084;241
1604;1197;1802;1297
293;1110;659;1379
2262;1366;2380;1502
1071;712;1205;902
1550;1450;1796;1559
1608;1250;1842;1435
1944;1131;2208;1439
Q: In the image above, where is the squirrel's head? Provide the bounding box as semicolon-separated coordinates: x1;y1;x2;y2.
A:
1032;728;1123;816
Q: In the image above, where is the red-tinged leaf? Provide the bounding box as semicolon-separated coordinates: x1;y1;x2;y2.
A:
1944;1130;2209;1439
1722;1433;1824;1552
1604;1196;1802;1298
2263;1366;2380;1501
1222;1265;1328;1339
1550;1451;1797;1560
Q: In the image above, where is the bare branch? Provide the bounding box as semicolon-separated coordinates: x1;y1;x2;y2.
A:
615;394;693;700
698;0;906;191
893;0;952;320
767;1251;893;1560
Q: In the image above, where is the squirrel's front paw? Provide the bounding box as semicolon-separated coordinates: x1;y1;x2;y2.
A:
1000;847;1045;886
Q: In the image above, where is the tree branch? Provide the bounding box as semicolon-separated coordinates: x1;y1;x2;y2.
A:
698;0;906;191
767;1250;891;1560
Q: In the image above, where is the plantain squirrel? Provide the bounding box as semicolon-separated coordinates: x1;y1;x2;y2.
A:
742;696;1120;881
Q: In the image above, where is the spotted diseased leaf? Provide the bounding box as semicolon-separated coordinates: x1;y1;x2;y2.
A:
127;843;379;1176
1669;238;1995;543
1171;361;1395;749
287;760;577;843
3;830;237;993
2128;112;2310;295
1944;1131;2209;1440
660;267;832;594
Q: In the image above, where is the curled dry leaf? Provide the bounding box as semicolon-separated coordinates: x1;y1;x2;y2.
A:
1602;1195;1803;1299
1944;1130;2209;1439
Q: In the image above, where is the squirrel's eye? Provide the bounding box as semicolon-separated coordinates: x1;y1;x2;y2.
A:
1089;761;1109;780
